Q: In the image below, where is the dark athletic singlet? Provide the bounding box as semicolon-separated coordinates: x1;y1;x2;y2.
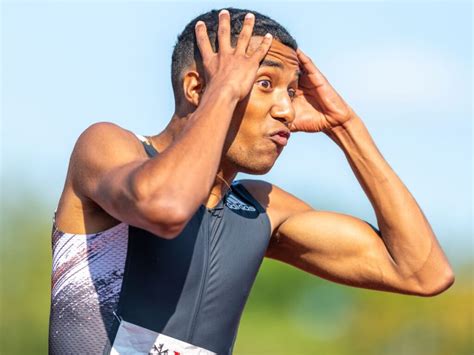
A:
48;134;272;354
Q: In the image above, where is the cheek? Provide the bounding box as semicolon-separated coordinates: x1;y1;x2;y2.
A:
229;128;280;163
229;105;265;146
226;90;280;159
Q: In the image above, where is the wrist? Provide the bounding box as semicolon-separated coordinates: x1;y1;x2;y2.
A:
324;113;365;146
203;82;241;104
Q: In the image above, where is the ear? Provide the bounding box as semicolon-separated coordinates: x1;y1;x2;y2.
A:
182;70;205;107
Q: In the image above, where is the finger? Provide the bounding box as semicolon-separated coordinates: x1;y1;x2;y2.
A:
235;12;255;54
195;21;213;62
217;9;231;52
251;33;273;62
296;48;327;83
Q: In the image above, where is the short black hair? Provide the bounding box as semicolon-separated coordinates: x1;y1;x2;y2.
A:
171;8;298;106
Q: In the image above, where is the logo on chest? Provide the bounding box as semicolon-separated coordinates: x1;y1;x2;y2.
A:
226;194;257;212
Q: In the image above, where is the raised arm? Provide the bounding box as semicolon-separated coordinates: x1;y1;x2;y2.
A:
65;10;273;238
261;49;454;296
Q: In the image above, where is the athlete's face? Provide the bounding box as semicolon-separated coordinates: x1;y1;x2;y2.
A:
222;38;300;174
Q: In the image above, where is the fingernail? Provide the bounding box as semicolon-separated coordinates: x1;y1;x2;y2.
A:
195;21;204;28
219;9;229;16
265;33;272;39
245;13;254;20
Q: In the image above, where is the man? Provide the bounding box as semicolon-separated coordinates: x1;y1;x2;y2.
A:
49;7;454;354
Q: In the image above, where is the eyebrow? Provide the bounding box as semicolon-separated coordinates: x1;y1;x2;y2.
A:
260;59;284;69
260;59;302;78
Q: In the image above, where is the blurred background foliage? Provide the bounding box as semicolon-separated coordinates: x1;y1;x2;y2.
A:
1;191;472;354
1;1;472;354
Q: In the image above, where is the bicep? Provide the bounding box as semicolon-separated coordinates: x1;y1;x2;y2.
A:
266;210;423;295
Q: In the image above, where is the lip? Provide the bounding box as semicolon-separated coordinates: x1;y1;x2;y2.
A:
269;128;290;147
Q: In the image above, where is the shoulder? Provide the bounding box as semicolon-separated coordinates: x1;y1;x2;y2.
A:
73;122;144;160
236;179;314;238
69;122;146;176
66;121;148;201
56;122;148;230
236;179;313;213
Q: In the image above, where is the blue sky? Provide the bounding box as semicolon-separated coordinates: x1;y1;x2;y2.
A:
2;1;472;262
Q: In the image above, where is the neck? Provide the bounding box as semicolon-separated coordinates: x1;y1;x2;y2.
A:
207;166;238;209
147;112;188;152
148;112;238;210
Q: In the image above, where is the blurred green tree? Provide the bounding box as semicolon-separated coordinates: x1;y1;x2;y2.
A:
1;194;472;354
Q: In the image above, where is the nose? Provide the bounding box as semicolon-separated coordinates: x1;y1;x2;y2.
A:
269;90;295;128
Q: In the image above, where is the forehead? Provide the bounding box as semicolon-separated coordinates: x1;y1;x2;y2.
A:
248;36;299;72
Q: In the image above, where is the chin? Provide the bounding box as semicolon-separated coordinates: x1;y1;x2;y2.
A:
226;142;281;174
237;156;277;175
240;166;271;175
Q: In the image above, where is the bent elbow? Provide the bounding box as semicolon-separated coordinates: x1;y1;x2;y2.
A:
418;269;456;297
137;197;191;240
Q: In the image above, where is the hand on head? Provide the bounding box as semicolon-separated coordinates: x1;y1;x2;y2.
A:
194;10;273;102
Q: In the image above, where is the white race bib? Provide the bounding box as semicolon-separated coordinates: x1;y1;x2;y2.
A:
111;320;216;355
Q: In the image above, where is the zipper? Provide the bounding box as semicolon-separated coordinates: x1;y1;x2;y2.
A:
187;188;230;341
187;208;210;343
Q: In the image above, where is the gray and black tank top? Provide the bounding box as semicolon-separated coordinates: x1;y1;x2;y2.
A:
48;133;272;354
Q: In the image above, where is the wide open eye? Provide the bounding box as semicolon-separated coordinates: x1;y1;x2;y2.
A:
288;88;296;99
257;79;272;89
